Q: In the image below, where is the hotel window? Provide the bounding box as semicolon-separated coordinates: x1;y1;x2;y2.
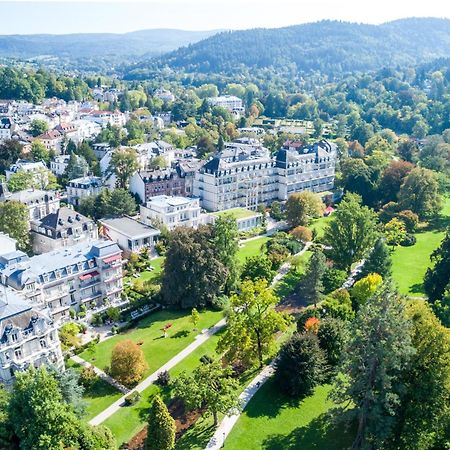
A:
40;340;47;349
14;349;22;359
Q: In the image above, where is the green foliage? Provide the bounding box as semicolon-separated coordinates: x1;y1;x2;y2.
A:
30;141;50;164
108;148;139;189
0;140;23;173
78;188;137;219
384;218;407;248
351;273;383;306
0;201;30;251
29;119;49;137
174;361;240;426
322;289;355;321
322;267;348;294
241;255;275;283
65;153;89;180
218;279;289;368
301;250;327;308
359;238;392;280
285;191;324;227
323;193;379;271
7;171;34;192
147;395;176;450
424;232;450;303
275;332;327;398
162;226;226;309
317;318;348;369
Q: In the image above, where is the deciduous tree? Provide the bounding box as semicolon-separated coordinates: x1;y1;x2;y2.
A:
109;148;139;188
0;201;30;251
285;191;324;227
110;340;148;387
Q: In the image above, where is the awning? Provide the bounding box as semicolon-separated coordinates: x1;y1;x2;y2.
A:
103;254;121;264
79;271;99;281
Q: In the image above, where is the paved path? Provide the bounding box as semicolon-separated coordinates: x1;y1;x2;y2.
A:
71;354;130;394
88;318;227;426
205;361;276;450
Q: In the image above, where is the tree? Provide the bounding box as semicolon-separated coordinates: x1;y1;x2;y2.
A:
174;361;239;426
397;138;419;163
391;301;450;450
109;188;137;217
340;158;375;206
358;238;392;280
379;160;414;203
196;136;215;159
398;167;442;219
162;226;227;309
29;119;48;137
147;395;176;450
190;308;200;331
351;273;383;306
322;289;355;321
0;139;22;173
424;232;450;303
275;332;326;398
65;153;89;180
7;170;34;192
0;201;30;251
332;283;414;450
285;191;324;227
148;155;168;170
218;279;288;368
109;148;139;188
322;267;348;294
30;141;50;164
290;226;313;243
301;250;327;308
323;193;378;271
241;255;275;283
384;218;407;248
317;317;348;368
110;340;148;387
213;214;239;293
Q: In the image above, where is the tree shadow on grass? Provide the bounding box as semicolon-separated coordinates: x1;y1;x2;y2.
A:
171;330;190;339
408;282;426;295
262;413;353;450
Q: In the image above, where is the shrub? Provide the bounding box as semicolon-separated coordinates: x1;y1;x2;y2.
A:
322;289;355;321
199;354;214;365
79;366;98;389
211;294;229;311
401;233;417;246
396;209;419;233
156;370;171;386
290;226;313;243
124;391;141;406
323;267;348;294
296;307;321;332
317;318;347;369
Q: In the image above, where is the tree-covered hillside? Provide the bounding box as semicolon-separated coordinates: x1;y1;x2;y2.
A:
133;18;450;77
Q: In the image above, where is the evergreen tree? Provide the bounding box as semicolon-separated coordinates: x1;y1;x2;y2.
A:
358;238;392;280
424;232;450;302
301;250;327;308
146;395;176;450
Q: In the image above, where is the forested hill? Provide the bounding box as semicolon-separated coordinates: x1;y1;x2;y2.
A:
141;18;450;76
0;28;219;59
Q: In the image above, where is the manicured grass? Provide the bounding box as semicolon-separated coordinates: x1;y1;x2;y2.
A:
212;207;259;220
310;215;332;240
237;236;269;263
126;256;165;283
78;309;223;378
65;359;122;421
391;198;450;297
224;379;352;450
103;332;223;446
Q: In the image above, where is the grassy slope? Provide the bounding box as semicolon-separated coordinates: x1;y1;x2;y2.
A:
237;236;269;264
78;309;223;378
224;380;352;450
391;198;450;296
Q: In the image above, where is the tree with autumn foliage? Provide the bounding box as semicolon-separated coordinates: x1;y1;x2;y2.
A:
285;191;324;227
110;340;148;386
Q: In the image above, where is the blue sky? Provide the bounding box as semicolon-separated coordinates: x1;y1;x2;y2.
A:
0;0;449;34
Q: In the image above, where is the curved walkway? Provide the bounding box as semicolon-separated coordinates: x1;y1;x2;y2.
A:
88;318;226;426
205;360;276;450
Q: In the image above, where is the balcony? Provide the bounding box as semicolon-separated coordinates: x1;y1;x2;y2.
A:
80;291;102;304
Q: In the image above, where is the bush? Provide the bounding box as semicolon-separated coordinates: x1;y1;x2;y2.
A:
400;233;417;247
322;267;348;294
211;294;229;311
79;366;98;389
156;370;171;386
296;307;321;332
124;391;141;406
154;240;166;256
396;210;419;233
290;226;313;243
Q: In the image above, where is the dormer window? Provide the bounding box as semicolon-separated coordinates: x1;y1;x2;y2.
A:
14;349;22;359
11;333;18;342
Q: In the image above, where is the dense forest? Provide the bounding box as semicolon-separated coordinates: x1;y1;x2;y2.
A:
125;18;450;79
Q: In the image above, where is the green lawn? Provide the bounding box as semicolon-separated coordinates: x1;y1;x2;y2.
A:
274;251;311;299
78;309;223;378
224;380;352;450
66;359;123;421
391;198;450;297
237;236;270;263
126;256;165;283
310;215;332;240
103;332;223;446
212;207;259;220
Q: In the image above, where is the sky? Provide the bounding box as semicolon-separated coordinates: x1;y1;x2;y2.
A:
0;0;449;35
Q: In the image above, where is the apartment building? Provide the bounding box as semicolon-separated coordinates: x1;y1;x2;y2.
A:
207;95;244;113
193;139;337;211
67;176;104;206
0;287;64;386
30;207;98;254
140;195;202;230
0;240;123;323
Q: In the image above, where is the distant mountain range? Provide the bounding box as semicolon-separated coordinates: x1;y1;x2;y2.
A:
139;18;450;76
0;29;220;60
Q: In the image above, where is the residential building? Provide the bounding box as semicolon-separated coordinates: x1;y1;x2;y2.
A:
207;95;244;112
0;118;14;142
50;155;70;176
70;120;102;143
67;176;104;207
36;129;64;154
154;88;175;103
0;287;64;386
99;217;160;254
129;168;186;204
0;183;61;222
0;240;123;323
5;159;48;182
31;207;98;254
193;139;337;211
140;195;201;230
80;110;126;128
176;159;205;196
